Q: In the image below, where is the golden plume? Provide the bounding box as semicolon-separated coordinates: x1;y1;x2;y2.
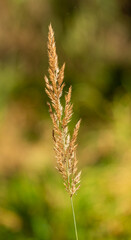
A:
45;24;81;197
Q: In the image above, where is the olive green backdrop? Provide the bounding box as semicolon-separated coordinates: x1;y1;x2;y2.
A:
0;0;131;239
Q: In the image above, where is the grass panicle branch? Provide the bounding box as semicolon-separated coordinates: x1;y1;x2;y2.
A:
45;24;81;197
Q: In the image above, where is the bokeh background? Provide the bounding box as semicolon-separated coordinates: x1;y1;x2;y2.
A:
0;0;131;239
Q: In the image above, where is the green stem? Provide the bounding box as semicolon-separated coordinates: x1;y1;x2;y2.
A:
70;196;79;240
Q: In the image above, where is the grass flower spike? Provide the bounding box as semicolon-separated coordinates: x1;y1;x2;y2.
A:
44;24;81;239
45;24;81;197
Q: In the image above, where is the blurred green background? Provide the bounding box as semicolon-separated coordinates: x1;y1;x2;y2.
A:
0;0;131;239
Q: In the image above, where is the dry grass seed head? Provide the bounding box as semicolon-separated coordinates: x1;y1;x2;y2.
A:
45;24;81;197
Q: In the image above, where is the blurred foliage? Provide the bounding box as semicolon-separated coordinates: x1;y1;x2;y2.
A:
0;163;131;240
0;0;131;239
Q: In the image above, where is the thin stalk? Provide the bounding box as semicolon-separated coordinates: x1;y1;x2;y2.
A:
70;196;79;240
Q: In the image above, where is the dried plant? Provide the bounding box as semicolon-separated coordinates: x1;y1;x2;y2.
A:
44;24;81;240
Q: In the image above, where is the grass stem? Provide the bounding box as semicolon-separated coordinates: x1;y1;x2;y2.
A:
70;196;79;240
